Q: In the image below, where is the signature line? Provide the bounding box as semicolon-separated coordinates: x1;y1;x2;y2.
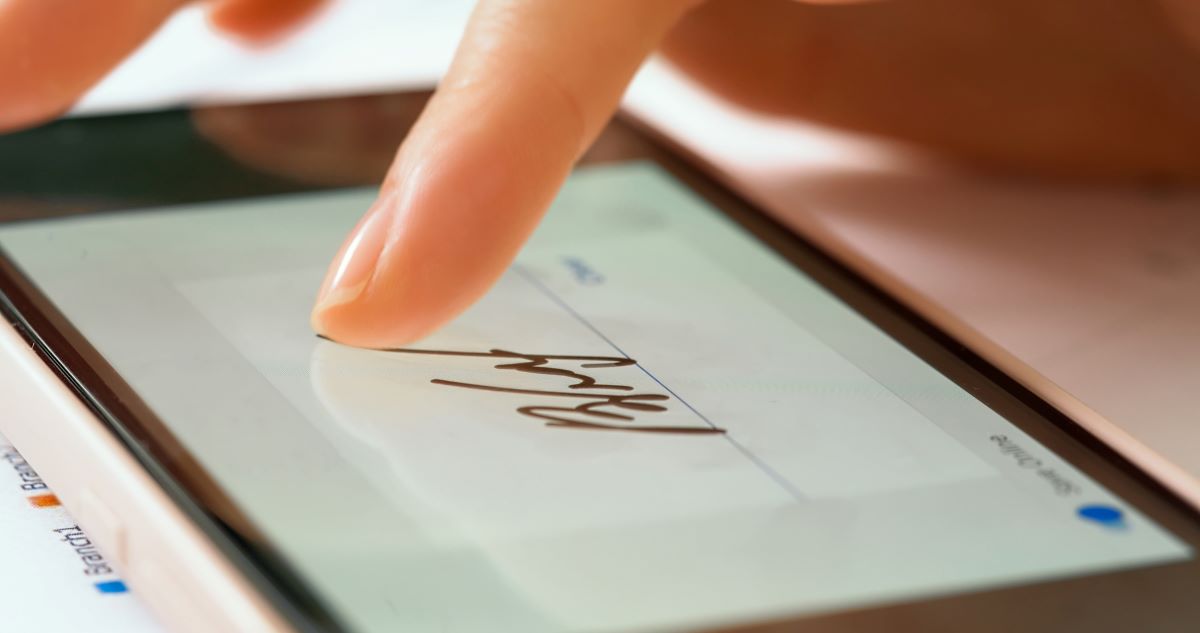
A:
511;264;807;502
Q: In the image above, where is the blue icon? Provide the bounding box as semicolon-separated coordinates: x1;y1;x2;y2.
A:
94;580;128;594
1077;504;1126;529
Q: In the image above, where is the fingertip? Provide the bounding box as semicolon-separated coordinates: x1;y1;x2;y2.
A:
311;0;697;348
311;302;432;349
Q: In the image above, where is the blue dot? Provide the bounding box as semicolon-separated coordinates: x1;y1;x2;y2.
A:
94;580;128;594
1077;504;1126;529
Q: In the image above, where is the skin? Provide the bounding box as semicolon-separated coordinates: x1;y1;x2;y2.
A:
2;0;1198;347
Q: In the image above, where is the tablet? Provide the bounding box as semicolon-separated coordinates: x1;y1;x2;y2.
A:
0;92;1196;632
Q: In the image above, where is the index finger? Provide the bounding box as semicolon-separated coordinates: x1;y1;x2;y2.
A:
311;0;702;347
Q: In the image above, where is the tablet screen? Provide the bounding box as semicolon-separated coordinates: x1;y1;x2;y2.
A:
0;162;1190;632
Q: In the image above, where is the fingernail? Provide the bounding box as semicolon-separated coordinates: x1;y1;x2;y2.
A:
312;197;391;321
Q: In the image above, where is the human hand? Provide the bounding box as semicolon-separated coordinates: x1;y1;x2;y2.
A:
308;0;1200;347
3;1;1198;350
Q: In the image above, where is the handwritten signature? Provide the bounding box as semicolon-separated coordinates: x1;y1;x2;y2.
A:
383;348;725;435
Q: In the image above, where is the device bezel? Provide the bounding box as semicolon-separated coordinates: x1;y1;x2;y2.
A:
0;92;1198;632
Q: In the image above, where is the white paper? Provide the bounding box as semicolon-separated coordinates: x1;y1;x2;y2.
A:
0;436;162;632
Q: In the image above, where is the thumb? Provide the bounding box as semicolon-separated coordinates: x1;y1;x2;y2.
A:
312;0;701;347
0;0;322;132
0;0;183;131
